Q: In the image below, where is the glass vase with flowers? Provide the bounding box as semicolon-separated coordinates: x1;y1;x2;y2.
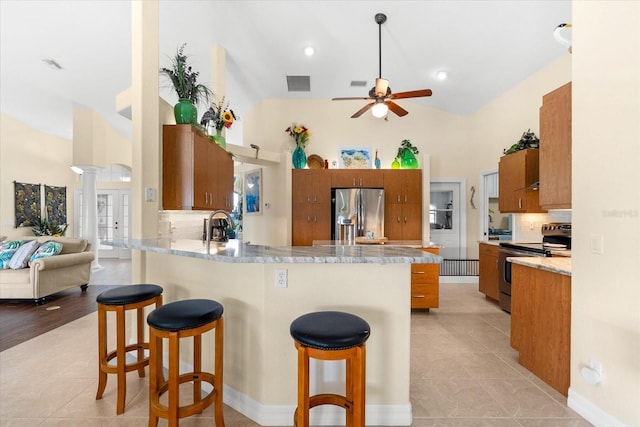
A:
202;97;237;150
285;124;311;169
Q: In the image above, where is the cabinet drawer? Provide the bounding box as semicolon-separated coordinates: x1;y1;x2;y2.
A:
411;283;439;308
411;264;439;284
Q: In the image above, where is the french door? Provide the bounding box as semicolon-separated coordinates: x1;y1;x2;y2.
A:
74;189;131;259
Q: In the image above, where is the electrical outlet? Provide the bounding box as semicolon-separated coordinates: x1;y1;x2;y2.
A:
591;234;604;254
275;269;288;288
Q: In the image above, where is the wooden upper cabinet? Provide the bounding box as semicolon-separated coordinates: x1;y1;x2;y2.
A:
331;169;383;188
383;170;422;205
162;125;233;211
498;149;545;213
539;82;572;209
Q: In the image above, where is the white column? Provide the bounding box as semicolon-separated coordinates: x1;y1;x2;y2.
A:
80;166;101;271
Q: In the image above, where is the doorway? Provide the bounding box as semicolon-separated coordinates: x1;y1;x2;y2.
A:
429;180;466;259
74;189;131;259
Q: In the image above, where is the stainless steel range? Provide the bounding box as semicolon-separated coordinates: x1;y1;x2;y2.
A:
497;223;571;313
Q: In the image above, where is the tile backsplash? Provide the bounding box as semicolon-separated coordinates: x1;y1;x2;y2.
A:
158;211;211;240
511;210;571;242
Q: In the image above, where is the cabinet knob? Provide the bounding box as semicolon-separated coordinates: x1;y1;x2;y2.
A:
307;216;311;222
397;216;401;223
397;195;401;203
404;195;408;203
404;216;408;223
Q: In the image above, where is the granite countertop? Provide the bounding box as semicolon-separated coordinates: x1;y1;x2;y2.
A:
507;256;571;276
105;238;442;264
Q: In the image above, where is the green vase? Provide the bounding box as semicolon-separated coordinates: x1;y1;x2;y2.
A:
391;158;400;169
292;146;307;169
212;129;226;149
400;150;418;169
174;99;197;124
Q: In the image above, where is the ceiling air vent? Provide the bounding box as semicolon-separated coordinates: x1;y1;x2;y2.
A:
350;81;367;87
286;75;310;92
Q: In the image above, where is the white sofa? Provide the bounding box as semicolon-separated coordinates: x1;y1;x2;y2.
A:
0;236;95;304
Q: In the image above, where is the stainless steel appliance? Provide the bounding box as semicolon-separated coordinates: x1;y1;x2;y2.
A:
498;223;571;313
331;188;384;242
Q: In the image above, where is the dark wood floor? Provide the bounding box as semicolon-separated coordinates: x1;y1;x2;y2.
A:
0;259;131;352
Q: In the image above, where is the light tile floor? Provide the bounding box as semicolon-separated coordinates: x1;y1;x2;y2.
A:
0;263;592;426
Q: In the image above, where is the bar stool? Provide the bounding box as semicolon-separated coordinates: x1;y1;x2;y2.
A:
147;299;225;427
95;284;163;414
290;311;371;427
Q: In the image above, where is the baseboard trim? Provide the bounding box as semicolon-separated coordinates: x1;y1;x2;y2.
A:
567;388;630;427
172;357;412;425
224;384;412;425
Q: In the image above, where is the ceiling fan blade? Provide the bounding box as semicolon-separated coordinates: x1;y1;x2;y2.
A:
351;102;375;118
389;89;433;99
387;100;409;117
374;78;389;96
332;96;373;101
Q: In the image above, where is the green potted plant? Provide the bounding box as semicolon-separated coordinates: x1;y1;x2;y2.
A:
503;129;539;154
32;218;68;236
160;43;213;125
392;139;419;169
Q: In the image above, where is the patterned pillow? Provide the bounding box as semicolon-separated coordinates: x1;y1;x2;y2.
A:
7;240;40;270
29;241;63;265
0;240;24;269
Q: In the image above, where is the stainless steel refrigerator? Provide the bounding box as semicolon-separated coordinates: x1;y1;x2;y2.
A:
332;188;385;242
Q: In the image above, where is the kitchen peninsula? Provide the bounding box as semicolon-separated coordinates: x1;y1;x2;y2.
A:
108;238;440;425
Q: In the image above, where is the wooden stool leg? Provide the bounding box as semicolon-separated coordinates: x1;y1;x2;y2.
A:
148;328;160;427
353;345;366;427
193;333;202;411
95;304;107;400
214;317;225;427
168;331;180;427
296;344;310;427
115;305;127;415
346;356;354;426
136;306;146;377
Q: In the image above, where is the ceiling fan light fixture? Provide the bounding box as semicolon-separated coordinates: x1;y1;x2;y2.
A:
371;102;388;118
304;46;315;57
436;70;448;81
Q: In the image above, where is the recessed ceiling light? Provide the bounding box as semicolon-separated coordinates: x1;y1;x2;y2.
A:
436;71;448;81
304;46;315;57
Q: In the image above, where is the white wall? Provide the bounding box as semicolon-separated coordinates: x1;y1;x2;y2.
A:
569;2;640;426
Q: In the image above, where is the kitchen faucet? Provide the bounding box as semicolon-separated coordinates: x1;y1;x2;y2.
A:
205;210;236;253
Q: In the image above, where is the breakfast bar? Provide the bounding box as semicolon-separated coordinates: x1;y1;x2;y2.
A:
108;238;440;426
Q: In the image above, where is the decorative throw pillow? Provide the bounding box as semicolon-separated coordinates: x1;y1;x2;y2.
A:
0;240;24;269
8;240;40;270
29;241;63;265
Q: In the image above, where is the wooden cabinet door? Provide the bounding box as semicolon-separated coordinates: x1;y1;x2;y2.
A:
213;149;234;210
383;170;422;204
292;170;331;245
478;243;499;301
162;125;194;210
401;203;423;240
331;170;383;188
540;82;572;209
193;135;213;209
498;149;544;213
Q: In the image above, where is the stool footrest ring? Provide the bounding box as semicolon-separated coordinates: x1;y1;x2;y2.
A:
100;343;150;375
309;393;350;409
150;372;218;420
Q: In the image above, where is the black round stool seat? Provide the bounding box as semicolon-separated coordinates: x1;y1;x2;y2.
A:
147;299;224;332
97;284;163;306
290;311;370;350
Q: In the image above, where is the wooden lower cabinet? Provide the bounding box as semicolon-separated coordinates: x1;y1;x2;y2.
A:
511;263;571;396
411;247;440;309
478;243;500;301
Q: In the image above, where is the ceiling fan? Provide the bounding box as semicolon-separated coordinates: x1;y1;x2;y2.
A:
332;13;433;119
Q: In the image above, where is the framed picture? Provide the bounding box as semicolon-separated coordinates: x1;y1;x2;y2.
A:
244;168;262;216
338;147;372;169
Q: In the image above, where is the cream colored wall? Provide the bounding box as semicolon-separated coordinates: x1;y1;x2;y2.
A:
239;57;570;252
570;2;640;426
0;113;80;239
72;108;132;168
